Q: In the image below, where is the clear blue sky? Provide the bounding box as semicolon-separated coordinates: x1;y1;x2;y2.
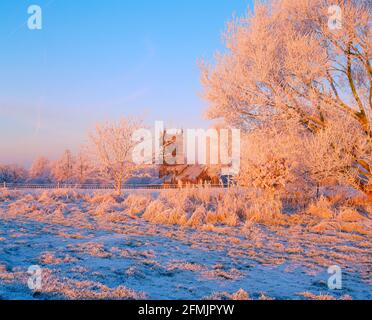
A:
0;0;253;166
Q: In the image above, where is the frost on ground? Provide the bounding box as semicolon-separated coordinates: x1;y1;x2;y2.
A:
0;188;370;300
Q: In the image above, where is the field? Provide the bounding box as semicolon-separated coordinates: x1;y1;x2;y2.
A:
0;188;371;300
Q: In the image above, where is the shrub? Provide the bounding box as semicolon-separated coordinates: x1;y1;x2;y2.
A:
123;194;152;216
307;196;334;219
245;191;283;224
337;207;364;222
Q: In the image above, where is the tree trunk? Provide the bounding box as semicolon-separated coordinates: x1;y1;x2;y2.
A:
316;183;320;199
116;179;122;196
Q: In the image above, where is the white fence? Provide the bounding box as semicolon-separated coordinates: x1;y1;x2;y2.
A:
1;182;225;190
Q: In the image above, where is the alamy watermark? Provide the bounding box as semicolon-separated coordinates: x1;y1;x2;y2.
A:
27;5;42;30
328;5;342;30
328;265;342;290
27;265;42;291
132;121;241;175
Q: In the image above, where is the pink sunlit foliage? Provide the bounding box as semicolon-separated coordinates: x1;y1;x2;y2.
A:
89;117;144;195
51;149;75;184
201;0;371;194
28;156;52;183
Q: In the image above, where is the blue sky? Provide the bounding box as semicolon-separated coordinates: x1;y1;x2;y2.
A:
0;0;253;166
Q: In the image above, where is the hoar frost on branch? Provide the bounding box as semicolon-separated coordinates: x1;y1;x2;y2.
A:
201;0;372;194
90;117;144;195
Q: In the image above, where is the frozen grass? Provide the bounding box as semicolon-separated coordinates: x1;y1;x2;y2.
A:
143;187;286;227
0;187;370;300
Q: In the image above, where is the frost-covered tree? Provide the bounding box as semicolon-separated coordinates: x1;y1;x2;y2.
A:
29;157;51;183
90;117;143;194
0;164;28;184
74;149;93;184
201;0;371;193
52;150;75;183
239;121;304;194
302;114;368;195
239;115;367;198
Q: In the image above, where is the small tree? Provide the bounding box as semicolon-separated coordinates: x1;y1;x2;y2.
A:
0;164;28;184
302;115;367;196
29;157;51;183
238;119;306;196
74;149;92;184
52;150;75;184
90;117;143;195
239;114;367;199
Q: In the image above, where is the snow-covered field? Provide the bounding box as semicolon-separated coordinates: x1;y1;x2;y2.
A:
0;188;370;300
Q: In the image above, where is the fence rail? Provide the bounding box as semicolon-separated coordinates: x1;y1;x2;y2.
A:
1;182;226;190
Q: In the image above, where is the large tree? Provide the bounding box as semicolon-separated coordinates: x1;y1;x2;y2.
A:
201;0;371;192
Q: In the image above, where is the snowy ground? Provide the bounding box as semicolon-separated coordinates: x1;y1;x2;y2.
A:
0;189;370;300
